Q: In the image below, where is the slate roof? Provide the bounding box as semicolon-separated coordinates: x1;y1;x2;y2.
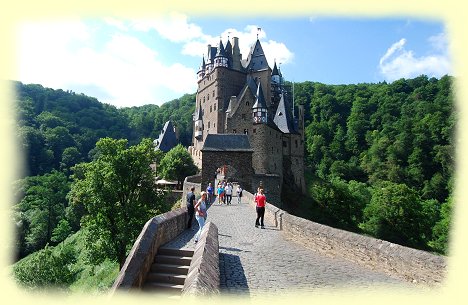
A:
243;39;269;71
215;39;226;57
201;134;253;152
273;94;296;134
154;121;178;152
272;61;280;76
252;82;267;110
194;105;203;121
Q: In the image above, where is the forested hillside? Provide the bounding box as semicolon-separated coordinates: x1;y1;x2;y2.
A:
291;75;454;254
14;81;195;178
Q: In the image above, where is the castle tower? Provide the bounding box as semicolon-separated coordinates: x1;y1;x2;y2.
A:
190;35;305;199
252;82;268;124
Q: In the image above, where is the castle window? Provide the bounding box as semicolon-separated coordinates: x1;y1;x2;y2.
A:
246;101;250;106
233;129;237;133
208;122;211;128
242;114;246;120
283;141;287;147
210;105;212;113
203;97;205;103
214;123;216;128
295;140;298;148
213;90;215;97
207;94;209;101
214;104;217;111
244;129;248;135
253;128;256;134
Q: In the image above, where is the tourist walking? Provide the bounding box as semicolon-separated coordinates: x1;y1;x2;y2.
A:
236;185;243;204
225;182;233;205
186;186;196;230
217;183;224;205
255;188;266;229
194;191;208;243
206;182;214;204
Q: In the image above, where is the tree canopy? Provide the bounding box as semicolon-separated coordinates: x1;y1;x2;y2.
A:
68;138;168;268
158;144;198;187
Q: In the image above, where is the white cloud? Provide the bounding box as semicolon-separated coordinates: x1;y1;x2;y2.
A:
132;12;204;43
379;34;451;81
17;20;197;107
179;23;294;69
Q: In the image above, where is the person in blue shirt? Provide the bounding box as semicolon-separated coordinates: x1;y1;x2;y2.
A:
206;183;214;204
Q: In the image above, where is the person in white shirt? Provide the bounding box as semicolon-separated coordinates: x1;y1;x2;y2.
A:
236;185;243;204
225;183;233;205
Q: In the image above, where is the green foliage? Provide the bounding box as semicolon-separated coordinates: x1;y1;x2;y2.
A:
299;75;454;253
429;195;452;254
158;144;198;186
359;181;426;248
51;219;72;244
68;138;169;268
14;170;70;257
13;243;77;290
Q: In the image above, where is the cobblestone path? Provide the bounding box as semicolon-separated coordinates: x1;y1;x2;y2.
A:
163;197;410;297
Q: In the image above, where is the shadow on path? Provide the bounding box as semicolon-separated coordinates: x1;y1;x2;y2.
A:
219;253;250;296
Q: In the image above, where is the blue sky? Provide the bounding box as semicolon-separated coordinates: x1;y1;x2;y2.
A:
16;14;451;108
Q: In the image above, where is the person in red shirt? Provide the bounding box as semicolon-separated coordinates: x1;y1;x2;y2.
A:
255;188;266;229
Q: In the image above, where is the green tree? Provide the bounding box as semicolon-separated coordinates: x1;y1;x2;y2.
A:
68;138;168;269
14;170;70;257
359;181;425;248
13;243;77;290
429;195;452;254
158;144;198;187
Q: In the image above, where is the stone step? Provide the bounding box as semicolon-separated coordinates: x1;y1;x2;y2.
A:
146;272;187;285
158;247;194;257
142;281;184;292
155;254;192;266
151;262;190;275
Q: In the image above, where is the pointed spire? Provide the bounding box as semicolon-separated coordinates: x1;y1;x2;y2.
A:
194;103;203;121
198;55;206;71
272;60;279;76
252;82;267;110
215;38;226;57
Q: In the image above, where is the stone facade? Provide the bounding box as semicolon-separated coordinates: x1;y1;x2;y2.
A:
201;149;254;192
189;36;306;198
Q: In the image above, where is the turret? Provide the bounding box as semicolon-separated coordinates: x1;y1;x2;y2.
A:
271;60;282;85
194;105;203;139
214;39;228;68
197;56;206;81
252;82;268;124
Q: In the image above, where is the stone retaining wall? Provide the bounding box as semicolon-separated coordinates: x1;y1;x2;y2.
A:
182;222;220;296
243;191;446;286
110;208;188;292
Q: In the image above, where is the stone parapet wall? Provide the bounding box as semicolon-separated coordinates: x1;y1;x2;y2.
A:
182;175;202;208
242;190;446;286
110;208;188;292
182;222;220;296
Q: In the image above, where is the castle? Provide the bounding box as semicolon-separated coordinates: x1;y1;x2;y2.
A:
188;35;306;202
